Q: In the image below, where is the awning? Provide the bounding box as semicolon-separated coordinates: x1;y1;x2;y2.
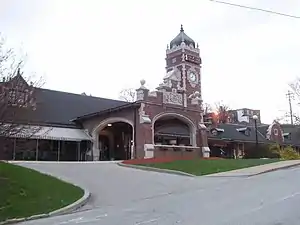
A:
4;125;92;142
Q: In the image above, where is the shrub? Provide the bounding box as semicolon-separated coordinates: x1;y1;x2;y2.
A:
268;144;300;160
279;146;300;160
268;144;281;157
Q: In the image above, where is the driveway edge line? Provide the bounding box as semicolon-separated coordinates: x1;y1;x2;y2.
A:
0;162;91;225
118;162;196;177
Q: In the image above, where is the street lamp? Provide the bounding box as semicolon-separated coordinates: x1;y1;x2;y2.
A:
253;115;258;148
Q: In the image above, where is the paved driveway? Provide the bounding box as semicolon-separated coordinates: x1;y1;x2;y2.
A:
13;162;300;225
12;161;235;210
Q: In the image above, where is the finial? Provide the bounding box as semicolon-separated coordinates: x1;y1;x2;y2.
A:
180;24;184;32
140;79;146;86
138;79;148;90
197;43;199;48
17;68;21;76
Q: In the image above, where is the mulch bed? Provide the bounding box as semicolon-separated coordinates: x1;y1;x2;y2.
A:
123;157;222;165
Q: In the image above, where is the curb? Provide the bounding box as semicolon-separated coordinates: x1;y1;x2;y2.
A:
118;162;196;177
0;164;91;225
248;162;300;177
0;190;91;225
205;162;300;178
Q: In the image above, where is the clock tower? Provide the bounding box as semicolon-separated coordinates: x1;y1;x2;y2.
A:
165;25;202;110
135;25;210;159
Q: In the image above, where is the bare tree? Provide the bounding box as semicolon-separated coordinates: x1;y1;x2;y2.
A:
0;35;43;141
215;101;230;124
203;102;213;114
119;88;136;102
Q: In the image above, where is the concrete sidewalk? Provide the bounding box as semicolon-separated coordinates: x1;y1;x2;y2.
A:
205;160;300;177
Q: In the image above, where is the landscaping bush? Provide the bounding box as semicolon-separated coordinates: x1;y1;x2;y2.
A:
280;146;300;160
268;144;300;160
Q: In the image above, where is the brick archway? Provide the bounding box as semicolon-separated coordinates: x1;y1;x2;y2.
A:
152;112;197;147
92;117;134;161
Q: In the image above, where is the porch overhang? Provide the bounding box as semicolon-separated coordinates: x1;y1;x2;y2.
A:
2;124;92;142
71;102;141;122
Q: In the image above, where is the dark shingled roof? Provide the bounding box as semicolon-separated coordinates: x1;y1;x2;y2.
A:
208;123;272;144
27;88;129;127
208;123;300;146
281;124;300;146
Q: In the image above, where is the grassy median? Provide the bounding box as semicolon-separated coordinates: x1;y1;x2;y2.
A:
141;159;280;176
0;162;84;222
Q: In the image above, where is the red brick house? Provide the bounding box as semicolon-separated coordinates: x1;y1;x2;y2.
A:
0;25;210;161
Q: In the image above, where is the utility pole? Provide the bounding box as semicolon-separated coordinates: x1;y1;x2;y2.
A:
286;90;295;125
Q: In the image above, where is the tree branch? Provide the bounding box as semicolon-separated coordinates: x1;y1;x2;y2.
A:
119;88;136;102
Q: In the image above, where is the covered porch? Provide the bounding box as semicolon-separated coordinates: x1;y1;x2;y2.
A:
208;138;245;159
1;125;92;161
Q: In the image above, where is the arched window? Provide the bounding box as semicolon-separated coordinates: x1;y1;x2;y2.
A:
154;117;192;146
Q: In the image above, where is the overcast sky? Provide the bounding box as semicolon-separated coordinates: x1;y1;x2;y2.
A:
1;0;300;124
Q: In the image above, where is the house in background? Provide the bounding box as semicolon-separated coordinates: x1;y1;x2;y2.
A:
228;108;261;125
0;25;210;161
206;116;300;158
203;108;261;126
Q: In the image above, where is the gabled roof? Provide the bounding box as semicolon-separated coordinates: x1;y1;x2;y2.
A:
1;73;135;127
19;88;129;126
72;101;140;122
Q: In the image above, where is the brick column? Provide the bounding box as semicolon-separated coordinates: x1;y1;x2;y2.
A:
199;123;210;158
135;80;154;159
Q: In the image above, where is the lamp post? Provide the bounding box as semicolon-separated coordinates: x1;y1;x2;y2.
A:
253;115;258;149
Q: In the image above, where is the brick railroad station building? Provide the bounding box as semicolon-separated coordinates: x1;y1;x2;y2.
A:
0;25;210;161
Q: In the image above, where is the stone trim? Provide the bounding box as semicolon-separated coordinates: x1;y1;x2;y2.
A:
144;144;154;159
202;147;210;158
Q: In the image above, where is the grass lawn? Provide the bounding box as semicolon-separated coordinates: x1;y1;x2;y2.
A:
0;162;84;222
141;159;280;176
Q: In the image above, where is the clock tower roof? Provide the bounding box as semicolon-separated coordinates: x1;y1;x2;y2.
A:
170;25;195;48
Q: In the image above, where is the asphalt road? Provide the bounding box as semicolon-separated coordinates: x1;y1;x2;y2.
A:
15;162;300;225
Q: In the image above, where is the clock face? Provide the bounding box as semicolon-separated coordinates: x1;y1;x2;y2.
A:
189;72;197;82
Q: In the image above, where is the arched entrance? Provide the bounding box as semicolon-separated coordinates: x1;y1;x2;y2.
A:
152;113;197;147
92;118;134;161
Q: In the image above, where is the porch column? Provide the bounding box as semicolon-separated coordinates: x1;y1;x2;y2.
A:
35;139;39;161
199;124;210;158
13;138;16;160
92;138;99;161
57;141;61;161
77;141;81;161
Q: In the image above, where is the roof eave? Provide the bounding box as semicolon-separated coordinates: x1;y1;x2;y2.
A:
71;102;141;122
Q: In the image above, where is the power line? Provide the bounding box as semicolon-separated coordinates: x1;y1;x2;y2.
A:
286;90;295;125
209;0;300;19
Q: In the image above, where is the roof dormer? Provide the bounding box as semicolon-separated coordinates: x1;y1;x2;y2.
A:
236;127;251;136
